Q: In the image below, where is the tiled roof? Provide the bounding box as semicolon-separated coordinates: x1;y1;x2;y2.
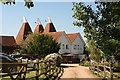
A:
0;36;17;46
43;31;64;40
16;22;32;44
34;24;44;33
44;23;56;33
67;33;79;43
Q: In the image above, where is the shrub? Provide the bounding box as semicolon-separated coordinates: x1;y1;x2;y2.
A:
113;64;120;72
80;61;90;67
18;33;60;58
44;53;62;66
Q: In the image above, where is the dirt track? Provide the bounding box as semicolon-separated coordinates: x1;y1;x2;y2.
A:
60;64;101;80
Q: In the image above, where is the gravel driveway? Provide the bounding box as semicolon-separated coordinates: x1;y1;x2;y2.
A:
60;64;101;80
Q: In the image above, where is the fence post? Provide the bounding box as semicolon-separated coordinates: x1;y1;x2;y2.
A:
17;59;22;79
110;59;113;80
97;63;99;76
103;59;106;79
23;59;28;79
36;59;39;80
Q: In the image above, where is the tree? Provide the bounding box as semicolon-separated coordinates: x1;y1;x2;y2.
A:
88;38;102;62
19;33;60;57
72;2;120;62
0;0;34;8
95;2;120;62
72;2;101;62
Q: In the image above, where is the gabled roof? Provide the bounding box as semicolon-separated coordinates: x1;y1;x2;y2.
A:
34;24;44;33
0;36;17;46
16;17;32;44
44;17;56;33
34;18;44;33
67;33;85;44
43;31;64;40
44;23;56;32
67;33;79;43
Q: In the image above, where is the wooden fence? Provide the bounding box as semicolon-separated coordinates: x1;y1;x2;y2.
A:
0;59;64;80
89;62;120;80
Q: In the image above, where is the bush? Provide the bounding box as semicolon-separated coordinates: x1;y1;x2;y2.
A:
44;53;62;66
113;64;120;72
18;33;60;58
80;61;90;67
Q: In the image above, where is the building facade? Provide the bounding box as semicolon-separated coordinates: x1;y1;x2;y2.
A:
16;17;85;55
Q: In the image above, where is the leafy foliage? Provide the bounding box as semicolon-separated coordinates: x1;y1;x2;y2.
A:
19;33;60;57
72;2;101;61
80;61;90;67
95;2;120;57
44;53;62;66
72;2;120;62
0;0;34;8
88;39;102;62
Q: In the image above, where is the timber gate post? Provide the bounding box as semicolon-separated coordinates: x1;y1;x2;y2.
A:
36;59;39;80
17;59;22;79
110;56;114;80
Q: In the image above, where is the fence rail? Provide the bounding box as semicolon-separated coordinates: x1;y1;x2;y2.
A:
89;62;120;79
0;59;63;80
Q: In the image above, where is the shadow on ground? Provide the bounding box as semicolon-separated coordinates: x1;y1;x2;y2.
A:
61;64;79;68
61;65;77;68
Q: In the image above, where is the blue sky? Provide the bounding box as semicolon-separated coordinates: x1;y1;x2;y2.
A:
1;2;95;41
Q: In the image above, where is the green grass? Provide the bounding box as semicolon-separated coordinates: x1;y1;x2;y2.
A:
113;72;120;79
79;61;90;67
1;67;61;80
91;69;120;79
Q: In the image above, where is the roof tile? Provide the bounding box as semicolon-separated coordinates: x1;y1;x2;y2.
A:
43;31;64;40
67;33;79;42
44;23;56;33
0;36;17;46
16;22;32;44
34;24;44;33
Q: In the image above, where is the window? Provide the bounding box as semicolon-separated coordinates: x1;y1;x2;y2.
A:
66;44;69;49
79;48;83;50
78;45;79;50
74;45;76;49
62;44;64;49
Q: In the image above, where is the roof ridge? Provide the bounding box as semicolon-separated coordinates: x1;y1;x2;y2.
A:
48;31;64;33
48;17;52;23
44;22;56;33
34;22;44;33
67;33;79;43
16;21;32;44
23;16;27;23
67;32;79;35
0;36;14;37
36;18;41;25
